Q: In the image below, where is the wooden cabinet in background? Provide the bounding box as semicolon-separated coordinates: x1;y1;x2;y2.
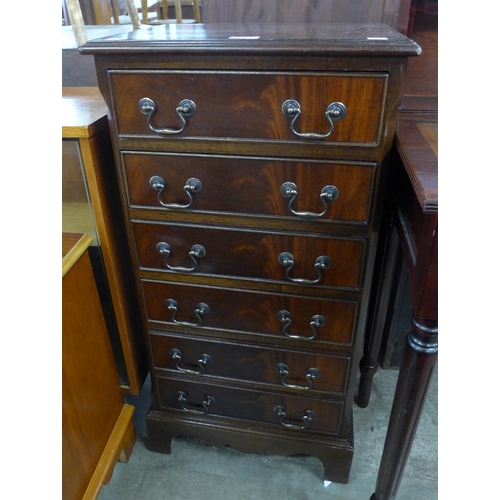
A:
62;233;136;500
62;87;148;394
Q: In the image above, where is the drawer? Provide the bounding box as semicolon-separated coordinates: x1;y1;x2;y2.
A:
123;152;375;223
142;280;357;346
150;332;350;395
132;221;366;290
110;70;387;144
155;375;344;435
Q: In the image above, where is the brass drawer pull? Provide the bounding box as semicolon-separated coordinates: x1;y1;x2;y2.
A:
277;310;326;340
275;363;320;390
156;242;206;272
165;299;210;326
139;97;196;135
273;405;316;430
149;175;202;209
176;391;215;415
280;182;339;218
278;252;331;284
169;348;211;374
281;99;346;139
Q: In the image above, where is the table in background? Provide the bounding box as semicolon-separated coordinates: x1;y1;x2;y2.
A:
356;3;438;497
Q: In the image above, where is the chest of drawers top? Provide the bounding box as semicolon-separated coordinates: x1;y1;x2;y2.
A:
80;23;420;57
82;23;420;158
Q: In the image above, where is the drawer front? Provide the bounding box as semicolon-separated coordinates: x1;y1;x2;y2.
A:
123;152;375;223
150;332;350;395
132;221;365;289
110;70;387;144
142;280;357;346
155;376;344;435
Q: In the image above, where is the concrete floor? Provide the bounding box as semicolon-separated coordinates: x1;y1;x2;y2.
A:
98;367;437;500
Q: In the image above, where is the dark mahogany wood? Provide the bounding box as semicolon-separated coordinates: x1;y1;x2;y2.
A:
370;317;437;500
150;332;351;395
146;408;354;484
111;70;386;144
356;115;438;499
132;221;366;290
122;152;376;224
80;23;421;57
355;215;400;408
395;118;438;213
354;4;438;494
81;23;420;486
364;115;438;499
141;279;358;347
153;375;344;434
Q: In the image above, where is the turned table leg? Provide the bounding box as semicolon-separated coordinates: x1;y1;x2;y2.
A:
356;217;400;408
370;316;437;500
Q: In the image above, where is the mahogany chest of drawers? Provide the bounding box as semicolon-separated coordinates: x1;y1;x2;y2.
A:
82;23;420;484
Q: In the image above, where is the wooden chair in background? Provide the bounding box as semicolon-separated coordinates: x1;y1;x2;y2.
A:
148;0;201;24
63;0;122;25
95;0;121;24
64;0;201;29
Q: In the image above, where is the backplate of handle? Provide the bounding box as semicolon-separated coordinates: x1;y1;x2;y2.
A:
277;310;326;340
156;242;206;272
275;363;320;390
149;175;202;209
176;391;215;415
280;182;339;218
281;99;346;139
278;252;332;284
273;405;316;430
139;97;196;135
169;348;211;374
164;299;210;326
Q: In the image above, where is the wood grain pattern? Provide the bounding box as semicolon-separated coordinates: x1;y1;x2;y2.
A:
142;279;357;346
154;375;344;434
123;152;375;223
416;123;437;156
62;234;133;500
132;221;366;290
83;404;135;498
395;115;438;213
62;86;109;138
63;87;148;394
81;23;422;57
84;22;418;484
111;70;387;144
150;332;350;395
395;116;438;214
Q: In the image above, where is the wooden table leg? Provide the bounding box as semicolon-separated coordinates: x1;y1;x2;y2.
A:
356;216;400;408
370;315;437;500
